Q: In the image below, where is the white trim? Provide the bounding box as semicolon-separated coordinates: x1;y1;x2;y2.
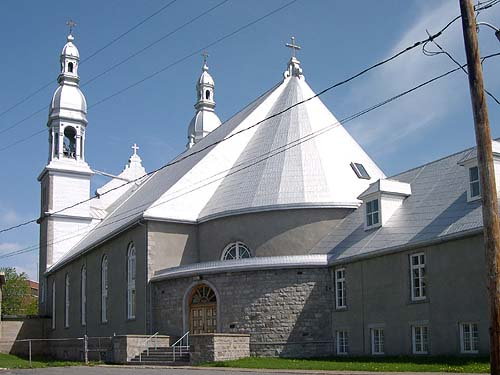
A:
51;280;56;330
467;166;481;202
370;327;385;355
410;253;426;301
127;243;136;320
221;241;251;261
460;322;479;353
101;255;108;323
365;198;381;230
152;255;329;281
411;325;429;354
336;330;349;355
335;267;346;309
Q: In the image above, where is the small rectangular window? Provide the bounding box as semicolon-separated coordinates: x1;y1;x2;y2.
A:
460;322;479;353
336;330;349;355
412;325;429;354
371;328;385;355
351;162;370;179
469;166;481;198
366;199;380;227
335;268;346;309
410;253;426;301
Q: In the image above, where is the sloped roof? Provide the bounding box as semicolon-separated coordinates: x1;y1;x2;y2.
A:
310;144;492;261
49;67;385;271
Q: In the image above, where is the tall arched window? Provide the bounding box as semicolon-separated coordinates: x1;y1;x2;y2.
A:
81;265;86;326
64;273;70;328
221;241;252;260
101;256;108;323
68;62;74;73
127;243;136;320
51;280;56;329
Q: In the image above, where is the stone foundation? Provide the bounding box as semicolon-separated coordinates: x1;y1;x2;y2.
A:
112;334;170;364
190;333;250;364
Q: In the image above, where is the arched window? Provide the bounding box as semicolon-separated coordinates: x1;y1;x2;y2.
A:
221;241;252;260
68;62;74;73
205;90;210;100
51;280;56;329
127;243;136;320
63;127;77;159
101;256;108;323
64;273;70;328
81;265;86;326
189;284;217;334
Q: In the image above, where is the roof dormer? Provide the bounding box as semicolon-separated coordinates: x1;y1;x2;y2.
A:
358;179;411;230
457;140;500;202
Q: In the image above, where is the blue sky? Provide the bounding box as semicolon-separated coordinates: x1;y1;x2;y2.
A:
0;0;499;280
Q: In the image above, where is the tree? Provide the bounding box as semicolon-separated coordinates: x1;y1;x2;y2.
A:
0;267;38;316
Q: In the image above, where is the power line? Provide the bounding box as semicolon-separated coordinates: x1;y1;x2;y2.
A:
0;13;477;235
423;31;500;104
0;62;468;260
0;0;179;122
0;0;295;143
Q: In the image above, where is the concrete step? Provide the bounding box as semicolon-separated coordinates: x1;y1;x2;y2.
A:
126;360;190;366
131;354;190;361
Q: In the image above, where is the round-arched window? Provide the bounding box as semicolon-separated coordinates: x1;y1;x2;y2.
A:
221;241;251;261
205;90;210;100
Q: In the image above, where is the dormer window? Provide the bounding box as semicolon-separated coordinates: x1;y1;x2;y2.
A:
469;166;481;199
351;162;370;179
366;199;380;228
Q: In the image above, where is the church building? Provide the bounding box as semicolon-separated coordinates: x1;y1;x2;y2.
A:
37;32;493;359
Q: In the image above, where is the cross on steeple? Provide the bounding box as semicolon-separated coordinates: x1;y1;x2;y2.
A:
285;36;301;58
131;143;139;155
202;51;209;65
66;20;77;35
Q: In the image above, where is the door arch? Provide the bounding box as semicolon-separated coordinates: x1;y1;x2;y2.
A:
189;284;217;334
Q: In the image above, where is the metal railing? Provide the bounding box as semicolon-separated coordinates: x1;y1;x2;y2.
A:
139;332;159;362
171;331;189;362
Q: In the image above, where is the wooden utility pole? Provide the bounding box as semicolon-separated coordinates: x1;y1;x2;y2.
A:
459;1;500;373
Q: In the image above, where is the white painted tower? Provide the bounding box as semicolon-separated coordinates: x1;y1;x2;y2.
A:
38;32;93;301
187;54;222;148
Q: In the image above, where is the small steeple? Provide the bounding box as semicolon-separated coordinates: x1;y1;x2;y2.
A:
187;53;222;148
284;36;304;79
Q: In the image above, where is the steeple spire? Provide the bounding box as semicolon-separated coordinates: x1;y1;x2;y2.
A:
187;53;222;148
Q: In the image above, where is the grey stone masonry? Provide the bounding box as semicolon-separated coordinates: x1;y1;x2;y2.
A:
190;333;250;364
112;334;170;364
152;267;334;358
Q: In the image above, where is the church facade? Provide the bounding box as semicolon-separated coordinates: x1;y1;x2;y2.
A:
37;33;493;358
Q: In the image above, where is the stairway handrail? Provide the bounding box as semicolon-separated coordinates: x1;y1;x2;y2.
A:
171;331;189;362
139;331;159;362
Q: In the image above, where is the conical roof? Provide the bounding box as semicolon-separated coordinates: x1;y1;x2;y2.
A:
54;67;386;267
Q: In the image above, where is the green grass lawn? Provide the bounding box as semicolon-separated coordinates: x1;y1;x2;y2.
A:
203;356;490;373
0;352;92;369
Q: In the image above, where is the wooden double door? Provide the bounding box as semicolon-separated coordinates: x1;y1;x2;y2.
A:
189;284;217;334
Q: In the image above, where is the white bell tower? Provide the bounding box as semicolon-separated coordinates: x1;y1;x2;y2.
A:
187;52;222;147
38;29;93;290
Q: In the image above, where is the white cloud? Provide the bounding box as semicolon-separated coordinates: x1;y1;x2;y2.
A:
0;242;23;252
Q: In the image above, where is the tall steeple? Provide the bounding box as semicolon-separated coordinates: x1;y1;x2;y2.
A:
284;36;304;79
38;29;94;312
187;53;222;148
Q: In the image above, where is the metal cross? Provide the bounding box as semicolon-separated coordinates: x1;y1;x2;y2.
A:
66;20;77;34
285;36;301;58
202;51;209;65
132;143;139;155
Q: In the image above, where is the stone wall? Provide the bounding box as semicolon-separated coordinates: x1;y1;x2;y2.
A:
152;267;334;358
190;333;250;364
112;334;170;364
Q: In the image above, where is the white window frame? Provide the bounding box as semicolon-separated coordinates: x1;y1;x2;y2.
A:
410;253;426;301
127;243;136;320
412;325;429;354
468;166;481;201
335;268;346;309
81;265;86;326
221;241;252;260
64;273;70;328
365;198;380;229
371;327;385;355
336;330;349;355
51;280;56;330
460;322;479;353
101;255;108;323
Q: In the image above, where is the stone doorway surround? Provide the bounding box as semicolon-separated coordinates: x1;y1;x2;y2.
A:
183;280;221;334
